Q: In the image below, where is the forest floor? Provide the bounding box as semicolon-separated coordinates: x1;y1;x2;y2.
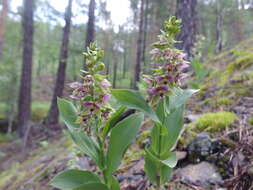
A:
0;40;253;190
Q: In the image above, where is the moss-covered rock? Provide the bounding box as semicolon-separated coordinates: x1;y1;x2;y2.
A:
199;39;253;101
192;112;237;132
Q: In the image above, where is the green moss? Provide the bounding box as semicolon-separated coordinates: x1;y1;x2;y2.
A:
31;102;50;121
235;88;252;96
124;149;145;165
0;133;12;146
0;137;72;190
249;117;253;125
179;127;197;148
219;54;253;86
193;112;237;132
136;130;150;147
0;103;6;119
0;102;50;121
216;97;232;106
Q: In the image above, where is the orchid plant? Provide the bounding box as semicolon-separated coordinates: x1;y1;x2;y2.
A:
112;17;197;189
50;43;144;190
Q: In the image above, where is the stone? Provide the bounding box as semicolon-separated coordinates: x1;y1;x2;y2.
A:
185;114;201;123
187;132;214;162
175;162;223;189
176;151;187;161
232;106;247;114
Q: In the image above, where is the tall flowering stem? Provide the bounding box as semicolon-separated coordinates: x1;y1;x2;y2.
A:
144;17;189;105
112;17;197;189
51;43;144;190
69;43;112;133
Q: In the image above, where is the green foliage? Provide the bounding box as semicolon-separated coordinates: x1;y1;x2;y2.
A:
67;129;101;167
102;106;127;137
194;112;237;132
189;58;210;89
57;98;79;129
112;17;197;188
111;89;159;122
51;169;103;190
57;98;143;190
106;113;144;174
53;44;144;190
249;117;253;126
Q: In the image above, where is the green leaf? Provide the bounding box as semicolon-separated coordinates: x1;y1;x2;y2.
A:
164;105;184;150
102;106;127;137
160;164;173;185
111;89;159;122
108;175;120;190
57;98;80;129
144;151;158;184
106;113;144;174
161;152;177;168
150;123;170;156
50;169;101;190
167;88;198;112
156;98;167;122
73;183;109;190
144;149;173;185
68;130;101;167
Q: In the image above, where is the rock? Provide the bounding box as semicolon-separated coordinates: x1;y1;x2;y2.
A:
248;166;253;175
176;151;187;161
232;106;247;114
175;162;223;189
185;114;200;123
187;132;214;162
76;156;91;170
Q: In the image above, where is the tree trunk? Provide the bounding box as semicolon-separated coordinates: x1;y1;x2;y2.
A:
232;0;244;43
112;51;118;88
176;0;197;58
133;0;144;89
44;0;73;125
17;0;34;137
0;0;8;58
123;43;127;79
142;0;149;72
215;0;223;54
84;0;95;70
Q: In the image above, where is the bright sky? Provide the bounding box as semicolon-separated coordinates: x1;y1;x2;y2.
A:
11;0;131;28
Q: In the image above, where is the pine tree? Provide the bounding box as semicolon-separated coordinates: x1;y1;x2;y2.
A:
0;0;8;58
44;0;73;125
176;0;198;58
17;0;34;137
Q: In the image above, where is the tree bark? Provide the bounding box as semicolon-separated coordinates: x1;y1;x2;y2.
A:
44;0;73;125
232;0;244;43
123;43;127;79
142;0;149;71
176;0;197;58
84;0;95;70
112;51;118;88
17;0;34;137
0;0;8;58
215;0;223;54
133;0;144;89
